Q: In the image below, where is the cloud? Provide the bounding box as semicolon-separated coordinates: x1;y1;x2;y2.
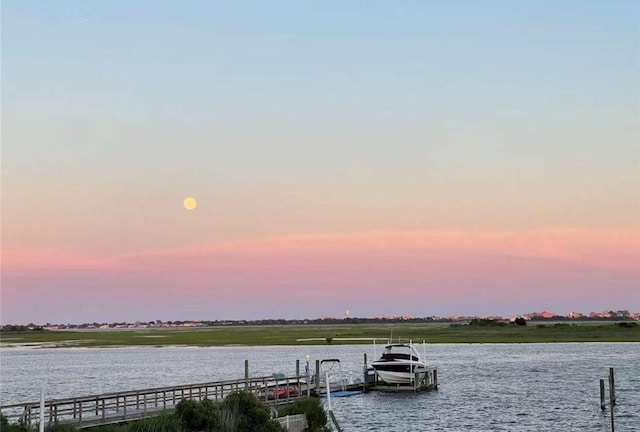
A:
4;227;638;290
2;227;639;322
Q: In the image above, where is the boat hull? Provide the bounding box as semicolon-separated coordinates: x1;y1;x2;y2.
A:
372;363;428;384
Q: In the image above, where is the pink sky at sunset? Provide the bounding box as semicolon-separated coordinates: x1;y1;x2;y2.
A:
2;227;638;323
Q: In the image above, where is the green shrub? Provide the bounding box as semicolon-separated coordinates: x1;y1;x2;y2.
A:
132;412;184;432
514;317;527;326
220;392;282;432
469;319;507;327
46;424;77;432
1;414;35;432
88;424;126;432
175;399;219;432
616;322;638;328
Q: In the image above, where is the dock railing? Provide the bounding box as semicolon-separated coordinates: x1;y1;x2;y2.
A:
1;374;307;429
276;414;308;432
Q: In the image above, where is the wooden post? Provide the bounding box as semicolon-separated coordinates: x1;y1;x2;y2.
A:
315;360;321;393
306;357;311;398
328;411;343;432
39;389;44;432
326;372;332;411
433;368;438;390
600;379;606;411
609;374;615;432
286;378;291;401
609;368;616;406
245;360;249;390
363;353;368;392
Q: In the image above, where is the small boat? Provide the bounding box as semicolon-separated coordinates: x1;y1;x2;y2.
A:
312;359;363;395
323;389;363;398
270;385;299;399
371;343;428;385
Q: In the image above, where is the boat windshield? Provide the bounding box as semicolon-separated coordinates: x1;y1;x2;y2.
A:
382;344;421;360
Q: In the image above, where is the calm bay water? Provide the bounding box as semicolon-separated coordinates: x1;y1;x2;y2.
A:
1;343;638;431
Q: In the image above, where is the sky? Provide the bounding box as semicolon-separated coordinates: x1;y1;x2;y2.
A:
1;0;639;324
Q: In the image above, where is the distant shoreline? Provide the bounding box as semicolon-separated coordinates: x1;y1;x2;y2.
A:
1;322;638;348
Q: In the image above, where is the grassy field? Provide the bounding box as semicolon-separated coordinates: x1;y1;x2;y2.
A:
1;322;639;347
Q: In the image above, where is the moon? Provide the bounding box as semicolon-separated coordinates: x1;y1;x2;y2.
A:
183;197;197;210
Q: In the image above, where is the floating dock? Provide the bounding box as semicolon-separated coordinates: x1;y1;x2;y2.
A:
308;356;438;395
367;366;438;392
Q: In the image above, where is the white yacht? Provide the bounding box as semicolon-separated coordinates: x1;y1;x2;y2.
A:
371;343;427;384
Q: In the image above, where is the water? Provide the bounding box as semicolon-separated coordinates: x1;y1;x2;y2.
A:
1;343;639;431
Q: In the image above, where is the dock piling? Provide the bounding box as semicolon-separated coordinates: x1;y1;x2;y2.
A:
305;355;311;398
39;389;44;432
600;379;606;410
609;370;615;432
244;360;249;390
609;368;616;406
363;353;368;393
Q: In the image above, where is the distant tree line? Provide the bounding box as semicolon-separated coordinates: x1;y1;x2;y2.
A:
203;316;449;326
0;324;44;333
2;312;636;331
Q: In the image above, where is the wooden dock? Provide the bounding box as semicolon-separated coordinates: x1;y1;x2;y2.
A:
310;365;438;395
0;374;307;429
368;366;438;392
1;356;438;430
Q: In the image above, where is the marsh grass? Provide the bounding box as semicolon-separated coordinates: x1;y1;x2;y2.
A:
1;323;638;348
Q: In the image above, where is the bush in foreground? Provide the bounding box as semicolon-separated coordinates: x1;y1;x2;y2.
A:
219;392;282;432
175;399;220;432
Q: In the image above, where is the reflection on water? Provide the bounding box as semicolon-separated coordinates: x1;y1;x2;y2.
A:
1;343;639;431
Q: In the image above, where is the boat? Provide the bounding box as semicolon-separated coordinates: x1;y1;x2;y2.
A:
312;359;363;396
371;343;428;385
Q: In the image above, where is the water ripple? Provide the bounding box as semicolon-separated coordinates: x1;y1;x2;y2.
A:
1;343;638;431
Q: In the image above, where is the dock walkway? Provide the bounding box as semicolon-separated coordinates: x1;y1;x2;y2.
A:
0;374;306;429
